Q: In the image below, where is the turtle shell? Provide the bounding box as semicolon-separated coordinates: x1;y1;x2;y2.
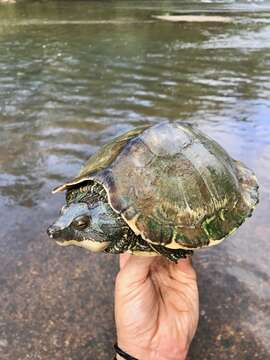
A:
53;123;259;250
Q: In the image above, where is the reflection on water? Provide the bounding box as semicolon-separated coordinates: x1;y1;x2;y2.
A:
0;1;269;359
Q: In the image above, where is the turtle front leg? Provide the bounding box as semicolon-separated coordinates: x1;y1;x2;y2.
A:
129;236;193;263
105;231;137;254
148;243;193;263
105;231;193;263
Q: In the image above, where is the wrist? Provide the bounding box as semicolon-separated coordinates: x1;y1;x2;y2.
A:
115;341;148;360
116;340;188;360
114;342;140;360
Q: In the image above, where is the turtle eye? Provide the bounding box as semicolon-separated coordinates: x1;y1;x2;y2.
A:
72;215;90;231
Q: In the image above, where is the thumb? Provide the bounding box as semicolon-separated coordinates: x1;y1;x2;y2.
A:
117;254;156;286
174;257;197;281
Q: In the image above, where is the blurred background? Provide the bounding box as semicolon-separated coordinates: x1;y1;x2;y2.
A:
0;1;269;359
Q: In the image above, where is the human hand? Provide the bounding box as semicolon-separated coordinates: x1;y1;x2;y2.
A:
114;254;199;360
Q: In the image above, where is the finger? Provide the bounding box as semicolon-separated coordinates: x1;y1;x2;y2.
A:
119;253;131;269
118;254;155;284
174;257;197;279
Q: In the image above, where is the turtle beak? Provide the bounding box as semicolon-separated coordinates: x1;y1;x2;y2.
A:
47;225;63;240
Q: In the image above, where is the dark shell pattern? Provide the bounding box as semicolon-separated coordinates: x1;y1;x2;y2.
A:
53;123;259;250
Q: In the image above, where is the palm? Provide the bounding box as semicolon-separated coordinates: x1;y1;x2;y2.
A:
115;255;199;360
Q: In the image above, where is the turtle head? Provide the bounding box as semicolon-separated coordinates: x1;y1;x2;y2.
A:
47;201;123;252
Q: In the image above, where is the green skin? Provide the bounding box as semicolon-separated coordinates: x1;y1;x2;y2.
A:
47;189;191;262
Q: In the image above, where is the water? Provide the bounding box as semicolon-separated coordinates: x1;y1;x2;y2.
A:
0;1;270;359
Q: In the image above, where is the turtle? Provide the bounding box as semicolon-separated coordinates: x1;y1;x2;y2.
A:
47;122;259;262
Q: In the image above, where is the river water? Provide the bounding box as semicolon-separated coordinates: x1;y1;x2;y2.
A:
0;1;269;359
